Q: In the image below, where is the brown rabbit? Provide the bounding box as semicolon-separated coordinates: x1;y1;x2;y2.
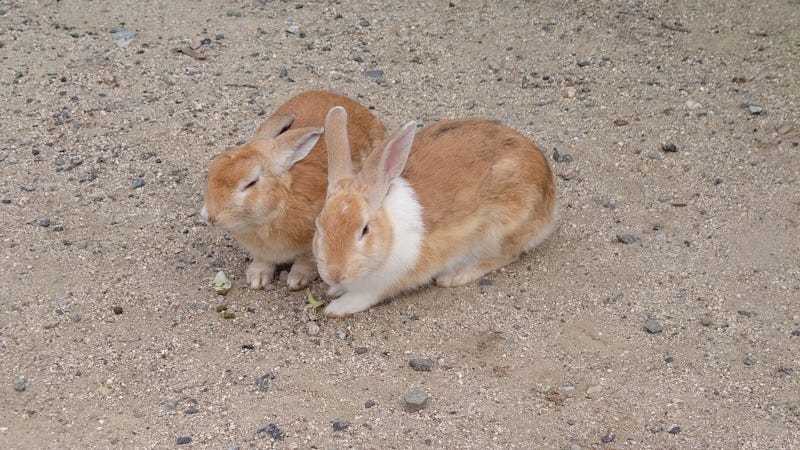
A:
201;90;386;291
313;107;557;316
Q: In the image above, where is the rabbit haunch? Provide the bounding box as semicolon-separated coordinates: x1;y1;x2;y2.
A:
201;90;387;291
314;107;556;317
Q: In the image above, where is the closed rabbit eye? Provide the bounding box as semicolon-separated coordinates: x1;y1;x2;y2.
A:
360;223;370;240
242;178;258;191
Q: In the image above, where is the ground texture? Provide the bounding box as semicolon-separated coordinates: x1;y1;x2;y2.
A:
1;0;798;448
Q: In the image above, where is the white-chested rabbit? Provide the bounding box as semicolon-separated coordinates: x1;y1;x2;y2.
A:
313;106;556;316
201;91;386;291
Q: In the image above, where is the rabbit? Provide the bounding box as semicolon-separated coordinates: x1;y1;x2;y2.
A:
313;106;557;317
201;90;387;291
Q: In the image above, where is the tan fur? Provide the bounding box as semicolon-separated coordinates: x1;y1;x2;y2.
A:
202;90;387;289
317;116;556;307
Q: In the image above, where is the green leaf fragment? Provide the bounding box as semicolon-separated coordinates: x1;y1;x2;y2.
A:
306;289;323;309
210;270;232;295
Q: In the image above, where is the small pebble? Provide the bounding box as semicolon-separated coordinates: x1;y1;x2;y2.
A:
488;60;501;72
662;143;677;152
222;312;235;319
132;178;145;189
332;420;350;431
616;233;639;244
364;399;376;408
278;68;288;78
664;355;674;363
405;388;428;412
286;25;300;34
576;57;590;67
52;225;63;232
185;406;198;414
791;329;800;337
306;322;320;336
409;358;433;372
176;436;192;445
566;418;577;426
215;304;228;312
14;380;26;392
478;278;493;286
601;433;614;443
354;347;368;355
700;317;712;326
330;71;342;81
37;219;51;227
743;355;756;366
644;317;663;334
241;343;254;350
363;69;384;80
552;147;573;163
748;105;763;115
667;425;681;434
112;306;123;315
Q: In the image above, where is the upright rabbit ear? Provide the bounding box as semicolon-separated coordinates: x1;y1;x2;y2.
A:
267;126;322;173
254;113;296;139
363;121;416;208
324;106;353;188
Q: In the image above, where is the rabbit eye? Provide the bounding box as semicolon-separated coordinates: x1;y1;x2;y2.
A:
360;224;370;240
243;178;258;191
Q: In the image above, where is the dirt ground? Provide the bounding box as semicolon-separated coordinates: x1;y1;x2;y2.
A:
1;0;798;448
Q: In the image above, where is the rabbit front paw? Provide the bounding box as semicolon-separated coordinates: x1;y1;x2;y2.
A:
246;260;276;289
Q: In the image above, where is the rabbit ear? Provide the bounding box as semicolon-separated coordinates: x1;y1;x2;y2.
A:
324;106;353;187
363;121;416;208
266;126;322;172
254;113;296;139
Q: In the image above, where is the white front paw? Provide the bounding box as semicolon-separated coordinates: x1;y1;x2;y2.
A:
246;261;275;289
326;283;346;298
322;292;379;317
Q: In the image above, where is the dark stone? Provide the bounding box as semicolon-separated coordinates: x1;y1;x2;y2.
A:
552;147;572;162
38;219;51;227
176;436;192;445
644;317;663;334
409;358;433;372
601;433;615;443
332;420;350;431
664;356;674;364
354;347;368;355
405;388;428;411
662;143;677;152
256;423;284;441
616;233;639;244
743;355;756;366
241;343;255;350
667;425;681;434
278;68;288;78
364;399;376;408
576;57;590;67
478;278;493;286
363;69;384;80
113;306;123;315
791;329;800;337
14;380;26;392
